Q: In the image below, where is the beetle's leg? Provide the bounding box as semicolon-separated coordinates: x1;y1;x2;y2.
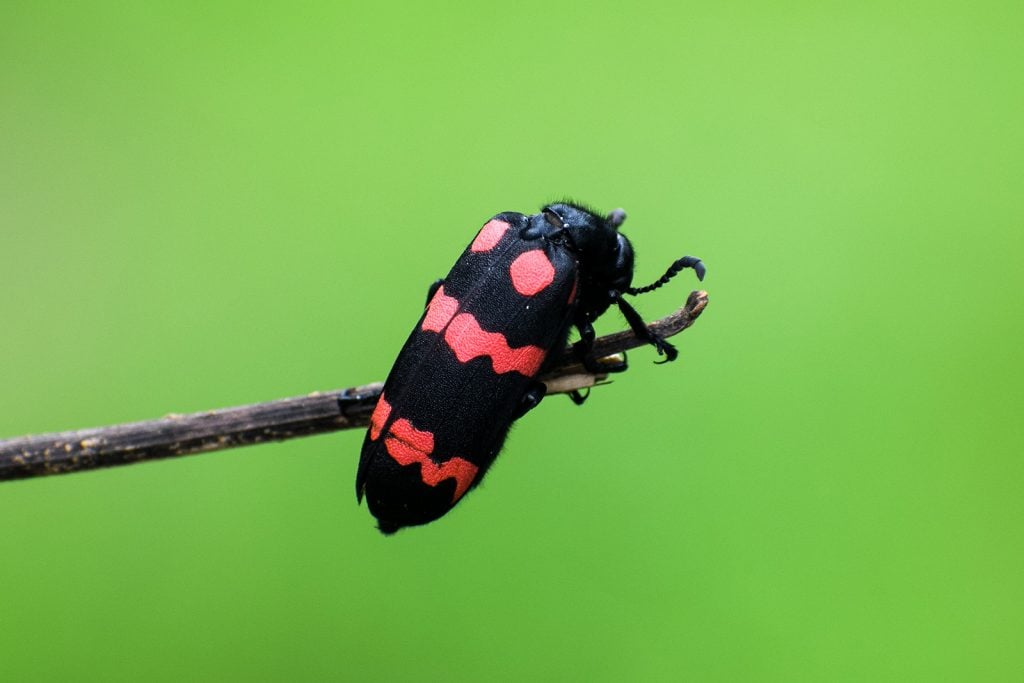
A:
568;388;590;406
512;381;547;420
424;278;445;307
573;318;604;373
573;314;628;373
615;294;678;363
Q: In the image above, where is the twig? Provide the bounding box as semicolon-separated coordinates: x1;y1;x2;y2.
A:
0;291;708;482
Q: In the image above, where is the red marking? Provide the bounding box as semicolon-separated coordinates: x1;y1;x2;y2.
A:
509;250;555;296
422;286;460;332
369;393;391;440
389;418;434;455
386;441;478;502
421;286;545;376
383;417;479;502
445;313;546;376
470;219;509;253
567;273;578;304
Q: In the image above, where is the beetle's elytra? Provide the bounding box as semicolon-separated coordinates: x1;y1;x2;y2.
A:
356;202;705;534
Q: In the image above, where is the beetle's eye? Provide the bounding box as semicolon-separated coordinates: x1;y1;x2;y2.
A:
543;208;565;229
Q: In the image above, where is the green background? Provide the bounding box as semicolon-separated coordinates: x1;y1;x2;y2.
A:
2;2;1021;681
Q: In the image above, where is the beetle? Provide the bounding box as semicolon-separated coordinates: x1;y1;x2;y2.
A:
356;202;705;533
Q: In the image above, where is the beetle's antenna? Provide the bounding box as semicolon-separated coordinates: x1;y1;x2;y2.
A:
626;255;706;295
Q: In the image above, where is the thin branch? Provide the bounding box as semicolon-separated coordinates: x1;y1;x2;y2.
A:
0;291;708;483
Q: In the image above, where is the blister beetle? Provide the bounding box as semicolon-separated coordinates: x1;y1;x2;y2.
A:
356;202;705;533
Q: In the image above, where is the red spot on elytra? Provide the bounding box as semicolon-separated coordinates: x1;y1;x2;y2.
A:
383;417;479;502
445;313;546;376
422;286;460;332
369;393;391;440
470;219;509;253
509;249;555;296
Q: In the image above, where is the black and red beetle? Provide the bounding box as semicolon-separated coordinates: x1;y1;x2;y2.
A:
356;202;705;533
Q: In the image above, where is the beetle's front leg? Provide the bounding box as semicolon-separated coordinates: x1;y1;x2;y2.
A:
615;293;678;363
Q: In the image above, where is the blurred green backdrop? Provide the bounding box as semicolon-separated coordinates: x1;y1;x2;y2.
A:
2;2;1021;681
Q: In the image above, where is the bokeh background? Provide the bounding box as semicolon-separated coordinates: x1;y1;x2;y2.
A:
2;2;1021;681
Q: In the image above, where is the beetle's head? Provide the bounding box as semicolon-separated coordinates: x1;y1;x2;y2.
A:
522;202;627;259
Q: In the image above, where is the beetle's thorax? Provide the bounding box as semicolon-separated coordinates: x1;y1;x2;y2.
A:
522;202;616;265
521;203;635;319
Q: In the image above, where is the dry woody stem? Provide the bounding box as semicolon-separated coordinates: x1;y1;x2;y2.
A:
0;291;708;482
